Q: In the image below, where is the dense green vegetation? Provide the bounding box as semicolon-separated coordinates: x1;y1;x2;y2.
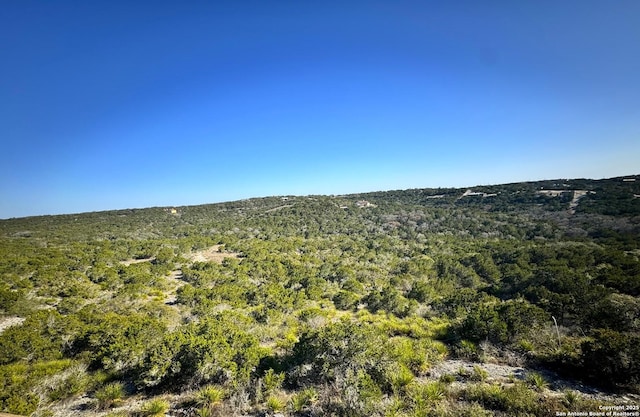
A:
1;175;639;416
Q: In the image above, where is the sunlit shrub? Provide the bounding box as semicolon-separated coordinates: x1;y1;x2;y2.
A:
95;382;126;409
141;398;169;416
288;387;318;413
43;363;90;402
525;371;549;391
470;365;488;382
195;385;224;407
464;382;539;414
266;395;285;412
262;368;285;397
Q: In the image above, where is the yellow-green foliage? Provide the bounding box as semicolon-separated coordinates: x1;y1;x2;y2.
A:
141;398;169;416
387;363;415;394
262;368;285;397
288;387;318;413
0;359;72;415
405;381;448;413
470;365;488;382
104;412;129;417
266;395;285;412
37;362;89;403
196;385;224;406
95;382;126;409
525;371;549;391
389;336;446;375
464;382;540;414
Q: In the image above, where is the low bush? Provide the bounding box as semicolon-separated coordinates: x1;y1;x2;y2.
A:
141;398;169;416
95;382;125;409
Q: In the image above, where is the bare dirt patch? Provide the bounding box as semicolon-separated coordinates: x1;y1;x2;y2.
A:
119;257;154;266
187;245;240;264
264;204;294;213
428;359;525;384
0;316;25;335
428;359;639;403
45;392;187;417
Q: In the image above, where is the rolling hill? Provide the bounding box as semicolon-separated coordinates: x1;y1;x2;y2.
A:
1;175;639;416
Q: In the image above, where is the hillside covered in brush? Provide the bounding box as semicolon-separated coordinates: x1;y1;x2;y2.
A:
1;175;639;417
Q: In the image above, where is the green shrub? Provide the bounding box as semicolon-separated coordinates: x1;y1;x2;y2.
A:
195;407;212;417
196;385;224;406
104;412;129;417
451;402;493;417
333;290;360;310
406;381;447;413
464;382;539;414
580;329;640;387
44;363;90;402
457;366;471;379
262;368;285;396
0;359;71;415
388;336;444;376
3;392;39;416
525;371;548;391
438;373;455;384
141;398;169;416
470;365;488;382
266;395;285;412
291;319;389;386
288;387;318;413
563;389;579;408
454;340;478;360
95;382;126;409
463;383;504;410
388;364;414;394
518;339;534;352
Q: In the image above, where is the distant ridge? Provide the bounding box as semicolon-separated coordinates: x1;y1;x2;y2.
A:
1;174;638;221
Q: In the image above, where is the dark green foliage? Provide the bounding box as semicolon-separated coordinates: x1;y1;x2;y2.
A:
332;290;360;310
0;284;23;314
0;310;76;365
75;310;167;373
580;329;640;387
139;313;262;388
364;286;415;317
290;319;391;388
407;279;431;302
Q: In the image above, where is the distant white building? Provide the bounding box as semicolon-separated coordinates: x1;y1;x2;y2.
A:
538;190;571;197
355;200;375;208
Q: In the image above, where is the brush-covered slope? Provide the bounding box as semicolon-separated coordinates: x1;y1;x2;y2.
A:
1;175;639;416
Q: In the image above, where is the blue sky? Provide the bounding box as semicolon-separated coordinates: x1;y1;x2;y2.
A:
1;1;639;218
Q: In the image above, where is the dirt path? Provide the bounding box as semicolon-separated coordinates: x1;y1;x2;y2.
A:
162;245;240;306
119;257;154;266
264;204;294;213
163;269;186;305
569;190;588;214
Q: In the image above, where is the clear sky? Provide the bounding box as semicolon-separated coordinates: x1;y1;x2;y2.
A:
1;1;639;218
